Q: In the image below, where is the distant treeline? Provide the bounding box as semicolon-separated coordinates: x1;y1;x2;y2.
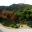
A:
0;3;32;23
0;3;31;11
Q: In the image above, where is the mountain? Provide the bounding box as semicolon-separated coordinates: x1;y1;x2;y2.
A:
0;3;32;12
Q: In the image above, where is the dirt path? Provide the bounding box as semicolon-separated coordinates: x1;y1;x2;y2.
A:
0;24;32;32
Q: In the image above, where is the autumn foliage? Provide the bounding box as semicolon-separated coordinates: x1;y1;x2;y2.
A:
0;11;17;21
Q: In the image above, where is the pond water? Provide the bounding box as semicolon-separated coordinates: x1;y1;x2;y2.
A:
0;30;3;32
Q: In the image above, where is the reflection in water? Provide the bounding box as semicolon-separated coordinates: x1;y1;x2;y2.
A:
0;30;3;32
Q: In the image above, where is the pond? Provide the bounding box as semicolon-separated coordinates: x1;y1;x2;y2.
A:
0;30;3;32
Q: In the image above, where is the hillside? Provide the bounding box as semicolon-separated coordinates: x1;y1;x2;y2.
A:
0;3;32;28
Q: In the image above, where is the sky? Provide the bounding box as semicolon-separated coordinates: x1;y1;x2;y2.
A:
0;0;32;6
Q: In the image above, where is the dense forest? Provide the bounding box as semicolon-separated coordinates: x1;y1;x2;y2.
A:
0;3;32;28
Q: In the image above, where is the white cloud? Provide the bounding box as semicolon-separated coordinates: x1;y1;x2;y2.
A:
24;0;32;5
0;0;32;6
0;0;10;6
0;0;24;6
